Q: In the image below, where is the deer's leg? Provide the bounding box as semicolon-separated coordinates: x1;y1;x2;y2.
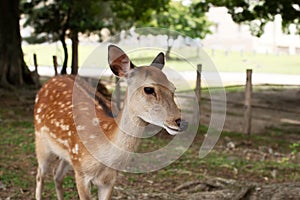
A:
95;170;116;200
74;171;91;200
36;166;47;200
97;185;114;200
54;159;70;200
35;137;52;200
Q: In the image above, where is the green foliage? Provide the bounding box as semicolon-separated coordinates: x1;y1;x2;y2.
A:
109;0;170;34
196;0;300;37
20;0;170;72
135;1;212;58
21;0;170;43
137;1;211;39
21;0;108;43
290;142;300;155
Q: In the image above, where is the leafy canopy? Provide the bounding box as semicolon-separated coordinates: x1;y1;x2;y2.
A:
136;1;212;39
21;0;108;43
195;0;300;37
21;0;171;43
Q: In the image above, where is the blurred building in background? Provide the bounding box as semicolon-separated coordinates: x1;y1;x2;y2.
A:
203;7;300;55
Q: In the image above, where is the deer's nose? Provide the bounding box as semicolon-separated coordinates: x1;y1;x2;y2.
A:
175;119;188;131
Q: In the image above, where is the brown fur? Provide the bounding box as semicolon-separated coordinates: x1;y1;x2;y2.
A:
34;45;185;200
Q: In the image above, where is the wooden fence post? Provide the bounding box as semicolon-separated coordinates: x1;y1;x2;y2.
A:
52;55;58;76
244;69;252;135
115;76;121;110
195;64;202;103
195;64;202;124
33;53;38;73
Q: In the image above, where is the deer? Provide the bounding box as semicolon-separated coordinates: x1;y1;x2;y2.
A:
34;44;188;200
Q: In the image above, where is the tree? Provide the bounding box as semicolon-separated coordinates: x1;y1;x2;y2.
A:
0;0;37;88
135;1;212;59
22;0;170;74
195;0;300;37
22;0;108;75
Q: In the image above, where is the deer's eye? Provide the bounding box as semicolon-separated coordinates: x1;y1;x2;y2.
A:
144;87;155;95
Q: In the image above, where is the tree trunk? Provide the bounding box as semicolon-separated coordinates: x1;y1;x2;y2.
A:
0;0;36;88
166;34;172;60
71;31;79;75
166;45;172;60
60;34;68;75
60;8;70;75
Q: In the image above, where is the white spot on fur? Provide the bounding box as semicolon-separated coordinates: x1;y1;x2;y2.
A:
102;123;108;130
61;124;70;131
44;89;49;97
55;121;60;127
72;144;79;155
92;118;99;126
89;135;96;139
68;131;72;136
35;115;41;124
76;125;86;131
37;108;42;113
35;95;39;103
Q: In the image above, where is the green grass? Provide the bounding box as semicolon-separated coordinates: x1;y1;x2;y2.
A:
0;121;35;198
0;120;82;199
22;43;98;67
1;112;299;199
22;43;300;74
207;50;300;74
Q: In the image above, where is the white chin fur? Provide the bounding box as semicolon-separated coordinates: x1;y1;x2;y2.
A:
139;117;181;135
164;126;181;135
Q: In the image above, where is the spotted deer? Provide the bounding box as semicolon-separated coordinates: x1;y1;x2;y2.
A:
34;45;188;200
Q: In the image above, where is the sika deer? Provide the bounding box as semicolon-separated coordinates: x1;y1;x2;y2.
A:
34;45;188;200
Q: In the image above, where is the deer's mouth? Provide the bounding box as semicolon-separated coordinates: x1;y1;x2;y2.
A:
163;124;186;135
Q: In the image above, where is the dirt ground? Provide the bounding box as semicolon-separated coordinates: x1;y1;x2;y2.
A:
200;85;300;135
0;82;300;199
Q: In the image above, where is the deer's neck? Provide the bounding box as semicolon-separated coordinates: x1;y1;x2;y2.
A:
113;104;146;152
95;103;146;170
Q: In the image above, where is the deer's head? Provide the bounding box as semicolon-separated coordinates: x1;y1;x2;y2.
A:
108;45;188;135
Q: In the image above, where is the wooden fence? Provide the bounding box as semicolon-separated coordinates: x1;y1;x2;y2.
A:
33;53;254;135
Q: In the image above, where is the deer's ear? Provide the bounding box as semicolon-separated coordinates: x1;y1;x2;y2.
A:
108;45;135;77
150;52;165;70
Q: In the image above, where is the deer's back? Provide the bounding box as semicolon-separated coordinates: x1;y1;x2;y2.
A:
34;75;117;165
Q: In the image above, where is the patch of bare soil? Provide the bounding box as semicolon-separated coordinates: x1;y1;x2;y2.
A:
202;85;300;136
113;178;300;200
